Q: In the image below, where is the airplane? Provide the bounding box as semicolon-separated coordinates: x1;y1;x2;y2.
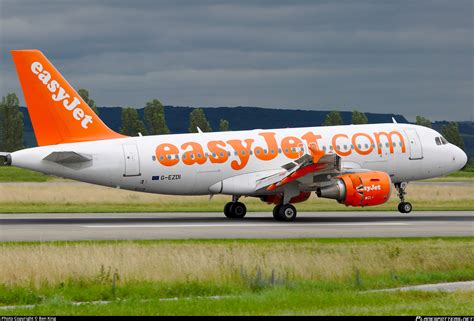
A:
0;50;468;221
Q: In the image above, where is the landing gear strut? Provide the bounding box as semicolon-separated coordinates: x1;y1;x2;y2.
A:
395;182;412;214
224;196;247;219
272;185;299;221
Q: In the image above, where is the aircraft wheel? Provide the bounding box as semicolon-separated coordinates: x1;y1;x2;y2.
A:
224;202;233;218
401;202;412;214
398;202;412;214
224;202;247;219
272;204;282;220
274;204;297;221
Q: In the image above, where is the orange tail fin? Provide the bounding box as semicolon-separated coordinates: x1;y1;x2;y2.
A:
12;49;125;146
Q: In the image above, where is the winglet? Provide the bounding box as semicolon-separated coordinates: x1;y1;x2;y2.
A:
309;145;325;164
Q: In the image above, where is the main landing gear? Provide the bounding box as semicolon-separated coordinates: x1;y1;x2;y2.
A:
224;196;247;219
395;182;412;214
223;195;298;221
272;204;297;222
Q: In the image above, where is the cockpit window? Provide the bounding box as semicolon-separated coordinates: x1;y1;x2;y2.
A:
436;136;448;145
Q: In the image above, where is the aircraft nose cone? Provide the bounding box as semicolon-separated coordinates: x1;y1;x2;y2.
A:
453;145;468;170
458;148;468;168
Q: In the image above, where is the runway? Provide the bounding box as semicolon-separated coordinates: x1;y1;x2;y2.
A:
0;211;472;241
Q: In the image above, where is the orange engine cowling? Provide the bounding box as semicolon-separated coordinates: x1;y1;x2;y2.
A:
261;192;312;205
316;171;392;207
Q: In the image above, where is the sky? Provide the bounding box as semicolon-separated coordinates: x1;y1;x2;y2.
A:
0;0;472;121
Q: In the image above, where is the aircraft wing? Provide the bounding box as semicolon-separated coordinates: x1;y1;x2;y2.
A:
255;146;341;192
43;151;92;164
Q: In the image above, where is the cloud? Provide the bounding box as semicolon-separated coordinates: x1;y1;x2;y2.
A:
0;0;472;120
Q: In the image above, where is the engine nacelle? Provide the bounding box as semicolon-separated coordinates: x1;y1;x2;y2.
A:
316;171;392;207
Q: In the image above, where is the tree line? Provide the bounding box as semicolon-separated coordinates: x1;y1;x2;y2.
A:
0;91;465;153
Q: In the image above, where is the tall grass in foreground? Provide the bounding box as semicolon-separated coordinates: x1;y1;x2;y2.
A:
1;239;472;289
1;238;473;313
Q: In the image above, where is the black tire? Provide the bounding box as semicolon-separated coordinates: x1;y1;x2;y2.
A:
398;203;405;213
274;204;297;222
401;202;412;214
224;202;234;218
272;204;282;220
230;202;247;219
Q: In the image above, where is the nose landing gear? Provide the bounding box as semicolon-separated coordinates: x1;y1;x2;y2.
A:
395;182;412;213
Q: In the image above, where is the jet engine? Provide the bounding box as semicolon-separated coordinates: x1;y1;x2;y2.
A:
316;171;391;207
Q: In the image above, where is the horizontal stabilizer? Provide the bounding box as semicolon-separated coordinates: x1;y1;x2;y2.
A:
43;151;92;164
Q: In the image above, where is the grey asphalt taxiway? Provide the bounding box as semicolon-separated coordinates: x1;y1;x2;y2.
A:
0;211;472;241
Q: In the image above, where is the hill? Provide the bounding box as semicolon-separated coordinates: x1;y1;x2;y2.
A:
20;106;408;146
18;106;473;158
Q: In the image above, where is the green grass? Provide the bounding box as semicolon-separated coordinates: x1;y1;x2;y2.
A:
0;200;472;213
2;285;472;316
0;238;473;315
0;166;54;182
426;170;474;182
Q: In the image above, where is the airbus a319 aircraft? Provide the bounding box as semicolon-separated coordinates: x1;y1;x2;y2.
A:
1;50;468;221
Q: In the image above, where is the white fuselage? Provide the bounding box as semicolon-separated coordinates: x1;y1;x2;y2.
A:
10;123;467;196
